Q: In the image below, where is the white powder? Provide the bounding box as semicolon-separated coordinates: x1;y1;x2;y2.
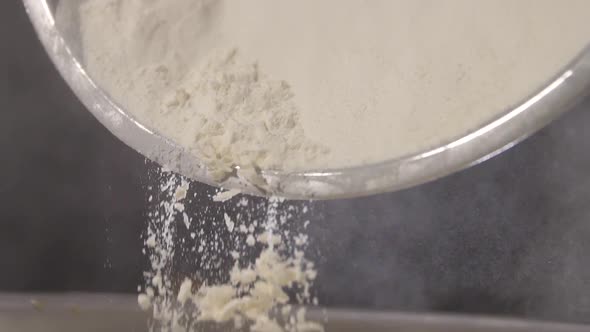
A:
176;246;321;330
79;0;590;176
138;167;323;331
137;294;152;311
212;188;242;202
246;234;256;247
79;0;325;181
224;213;234;232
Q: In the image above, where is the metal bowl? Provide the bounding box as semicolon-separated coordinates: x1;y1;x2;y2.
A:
24;0;590;199
1;293;588;332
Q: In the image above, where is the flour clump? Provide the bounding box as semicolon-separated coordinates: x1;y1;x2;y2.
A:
79;0;326;182
160;48;325;180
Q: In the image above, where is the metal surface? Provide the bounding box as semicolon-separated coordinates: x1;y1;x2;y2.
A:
23;0;590;199
1;294;589;332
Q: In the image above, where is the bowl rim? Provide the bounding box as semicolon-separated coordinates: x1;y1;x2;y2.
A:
24;0;590;199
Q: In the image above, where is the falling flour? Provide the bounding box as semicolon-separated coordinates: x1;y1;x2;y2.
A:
78;0;590;179
138;166;323;331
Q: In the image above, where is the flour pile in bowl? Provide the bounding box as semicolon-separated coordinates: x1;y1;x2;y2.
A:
78;0;590;178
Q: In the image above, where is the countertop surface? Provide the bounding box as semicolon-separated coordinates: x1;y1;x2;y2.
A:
2;0;590;326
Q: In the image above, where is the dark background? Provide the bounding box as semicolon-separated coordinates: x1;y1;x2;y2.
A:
3;0;590;326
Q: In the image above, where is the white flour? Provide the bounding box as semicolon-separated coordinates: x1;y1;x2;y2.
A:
139;167;323;331
79;0;590;176
74;1;590;329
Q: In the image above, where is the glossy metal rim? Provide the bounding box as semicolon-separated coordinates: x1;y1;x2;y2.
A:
1;293;589;332
24;0;590;199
